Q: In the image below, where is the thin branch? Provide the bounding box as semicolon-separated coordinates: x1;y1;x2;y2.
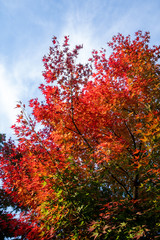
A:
102;163;132;199
115;163;130;177
69;78;93;151
108;168;133;199
124;122;136;149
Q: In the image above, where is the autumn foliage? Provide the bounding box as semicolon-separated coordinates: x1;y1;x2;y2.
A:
0;134;30;239
0;31;160;239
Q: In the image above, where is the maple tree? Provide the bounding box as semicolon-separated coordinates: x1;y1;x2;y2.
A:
0;31;160;239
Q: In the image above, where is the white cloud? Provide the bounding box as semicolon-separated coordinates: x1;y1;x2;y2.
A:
0;47;45;138
59;1;102;63
0;63;19;136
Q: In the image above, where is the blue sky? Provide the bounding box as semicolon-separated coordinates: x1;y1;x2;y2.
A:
0;0;160;139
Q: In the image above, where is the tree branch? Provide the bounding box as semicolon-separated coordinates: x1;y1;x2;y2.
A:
69;78;93;151
103;165;132;199
124;122;136;149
